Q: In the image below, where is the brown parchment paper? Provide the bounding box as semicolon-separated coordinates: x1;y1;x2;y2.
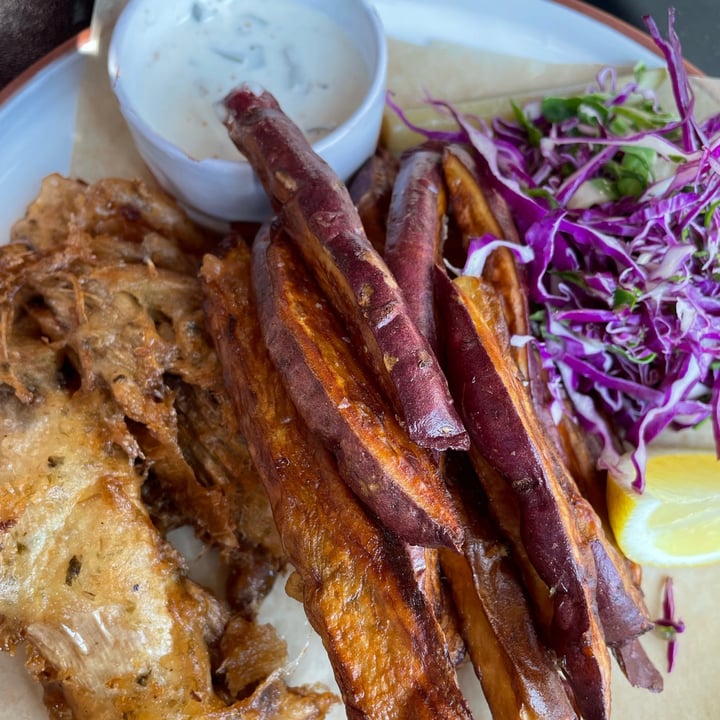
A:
0;1;712;719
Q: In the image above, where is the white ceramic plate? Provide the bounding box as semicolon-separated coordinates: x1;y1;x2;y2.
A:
0;2;717;720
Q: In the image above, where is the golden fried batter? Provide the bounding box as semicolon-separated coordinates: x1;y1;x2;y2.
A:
0;176;329;720
0;346;230;718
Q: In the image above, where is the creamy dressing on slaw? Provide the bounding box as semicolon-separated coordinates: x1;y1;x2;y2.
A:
126;0;370;161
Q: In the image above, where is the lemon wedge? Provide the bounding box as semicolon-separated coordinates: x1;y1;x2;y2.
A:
607;449;720;566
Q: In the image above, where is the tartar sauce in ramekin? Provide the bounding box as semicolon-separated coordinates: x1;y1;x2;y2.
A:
124;0;370;161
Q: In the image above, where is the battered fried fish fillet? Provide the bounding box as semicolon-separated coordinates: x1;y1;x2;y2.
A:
5;175;284;584
0;175;333;719
0;334;333;719
0;338;229;718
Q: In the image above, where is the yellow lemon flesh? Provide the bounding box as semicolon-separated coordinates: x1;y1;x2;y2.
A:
607;450;720;567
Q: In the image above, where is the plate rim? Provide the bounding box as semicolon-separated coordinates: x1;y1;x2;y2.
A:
552;0;704;76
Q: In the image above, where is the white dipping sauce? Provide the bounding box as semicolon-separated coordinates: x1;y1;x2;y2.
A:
125;0;371;161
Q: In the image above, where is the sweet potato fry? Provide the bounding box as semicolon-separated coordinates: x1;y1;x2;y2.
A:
348;146;398;253
443;144;529;377
223;86;467;452
380;142;461;620
434;267;611;720
558;454;659;685
405;544;443;611
525;361;655;650
548;390;647;569
440;457;578;720
251;223;462;549
403;542;467;667
443;145;504;245
200;241;474;720
613;639;664;693
524;337;655;650
573;496;654;646
451;161;656;661
384;142;447;350
462;446;661;703
465;434;653;712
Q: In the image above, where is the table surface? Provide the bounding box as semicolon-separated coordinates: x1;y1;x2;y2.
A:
1;0;719;89
590;0;720;76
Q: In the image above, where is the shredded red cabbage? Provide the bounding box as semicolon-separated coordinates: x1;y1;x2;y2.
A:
387;9;720;491
655;577;685;672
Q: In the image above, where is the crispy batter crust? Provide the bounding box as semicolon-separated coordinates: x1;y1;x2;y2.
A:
0;176;327;719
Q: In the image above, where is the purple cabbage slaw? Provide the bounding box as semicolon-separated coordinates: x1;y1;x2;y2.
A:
388;10;720;491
